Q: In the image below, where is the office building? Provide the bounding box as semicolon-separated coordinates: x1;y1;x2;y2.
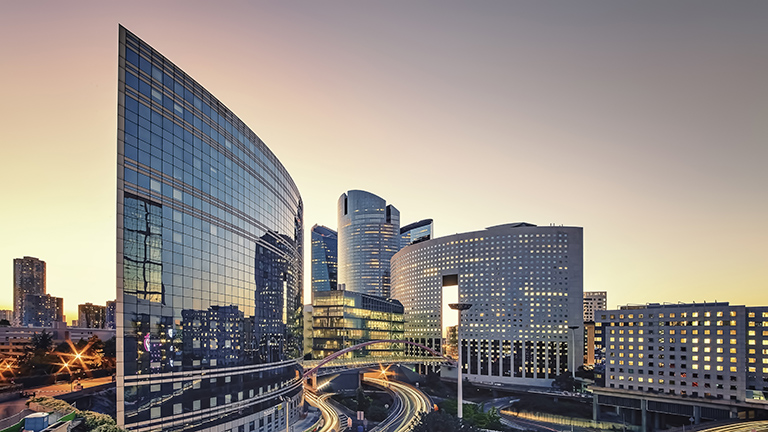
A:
78;303;107;329
117;26;303;432
584;291;607;322
22;294;64;328
400;219;433;248
303;305;313;358
593;302;768;430
13;256;46;326
337;190;400;298
311;225;337;298
391;222;584;387
106;301;116;330
0;310;12;323
311;289;404;360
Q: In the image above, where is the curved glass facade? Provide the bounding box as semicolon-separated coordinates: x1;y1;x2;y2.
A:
337;190;399;298
310;225;337;299
117;26;303;431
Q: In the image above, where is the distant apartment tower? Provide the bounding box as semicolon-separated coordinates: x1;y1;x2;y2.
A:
311;225;338;298
400;219;433;248
13;256;46;326
391;222;584;387
23;294;64;327
337;190;400;298
78;303;107;329
0;310;12;323
106;301;116;330
584;291;607;322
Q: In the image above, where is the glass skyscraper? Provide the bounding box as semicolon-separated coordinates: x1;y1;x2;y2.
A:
310;225;337;299
337;190;399;298
399;219;433;249
116;26;303;432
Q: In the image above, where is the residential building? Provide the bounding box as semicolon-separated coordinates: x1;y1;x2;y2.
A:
22;294;64;327
311;225;337;299
0;310;12;323
390;222;584;387
400;219;433;248
106;301;116;330
337;190;400;298
584;291;607;322
78;303;107;329
13;256;46;326
117;26;303;432
311;289;404;360
593;302;768;431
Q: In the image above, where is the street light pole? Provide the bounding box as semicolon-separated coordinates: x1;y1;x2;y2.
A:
449;303;472;419
568;326;579;380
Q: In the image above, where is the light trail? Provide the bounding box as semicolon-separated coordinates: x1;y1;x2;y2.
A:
364;377;431;432
697;421;768;432
305;389;340;432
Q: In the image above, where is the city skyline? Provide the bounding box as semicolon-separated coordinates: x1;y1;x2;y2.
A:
1;1;767;320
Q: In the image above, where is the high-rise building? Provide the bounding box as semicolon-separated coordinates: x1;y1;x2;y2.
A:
22;294;63;327
0;310;12;323
391;222;584;386
78;303;107;329
13;256;46;326
584;291;607;322
400;219;433;248
337;190;400;298
117;26;303;432
106;301;116;330
593;302;768;430
311;289;404;360
303;304;313;358
311;225;337;299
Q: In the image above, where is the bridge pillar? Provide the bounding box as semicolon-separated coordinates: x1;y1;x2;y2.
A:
641;398;647;432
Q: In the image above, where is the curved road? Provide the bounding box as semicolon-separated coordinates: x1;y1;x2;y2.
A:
305;390;341;432
698;421;768;432
364;378;431;432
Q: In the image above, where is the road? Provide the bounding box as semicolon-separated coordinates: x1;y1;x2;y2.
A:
305;390;341;432
365;378;431;432
698;421;768;432
27;376;114;397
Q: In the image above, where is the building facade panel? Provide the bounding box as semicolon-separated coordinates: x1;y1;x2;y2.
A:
599;302;768;405
390;222;584;387
310;225;337;299
117;26;303;432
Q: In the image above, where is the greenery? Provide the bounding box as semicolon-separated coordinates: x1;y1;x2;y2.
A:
27;396;128;431
438;400;503;430
411;411;480;432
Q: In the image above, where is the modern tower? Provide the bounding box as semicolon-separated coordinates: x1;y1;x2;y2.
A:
310;224;337;299
391;222;584;387
337;190;400;298
13;256;46;326
400;219;433;249
117;26;303;432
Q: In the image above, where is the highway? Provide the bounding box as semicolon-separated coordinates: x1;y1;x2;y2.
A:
305;390;341;432
364;377;431;432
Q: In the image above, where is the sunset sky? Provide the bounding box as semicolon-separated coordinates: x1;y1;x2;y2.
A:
1;1;766;321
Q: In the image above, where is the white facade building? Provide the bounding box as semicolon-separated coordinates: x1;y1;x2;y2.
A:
390;222;583;387
584;291;607;322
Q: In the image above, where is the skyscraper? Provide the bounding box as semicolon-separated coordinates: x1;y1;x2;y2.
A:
78;303;107;329
13;256;46;326
337;190;400;298
22;294;63;327
310;224;337;298
391;222;584;386
400;219;433;248
117;26;303;431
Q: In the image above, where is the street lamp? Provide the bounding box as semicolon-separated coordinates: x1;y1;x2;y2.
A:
449;302;472;419
568;326;579;380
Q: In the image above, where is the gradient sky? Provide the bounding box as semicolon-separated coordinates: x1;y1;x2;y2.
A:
1;1;766;321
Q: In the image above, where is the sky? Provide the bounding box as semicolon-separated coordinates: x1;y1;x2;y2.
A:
0;1;766;321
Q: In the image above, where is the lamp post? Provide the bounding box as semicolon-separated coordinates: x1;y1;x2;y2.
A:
568;326;579;380
449;303;472;419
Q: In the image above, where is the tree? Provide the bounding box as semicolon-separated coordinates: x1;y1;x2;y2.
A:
0;319;10;327
30;330;54;353
411;411;480;432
